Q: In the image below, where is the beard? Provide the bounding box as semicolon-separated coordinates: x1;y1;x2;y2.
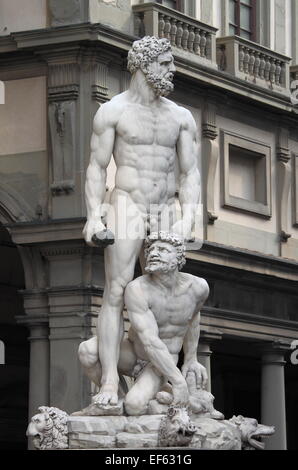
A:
145;260;177;274
145;72;174;97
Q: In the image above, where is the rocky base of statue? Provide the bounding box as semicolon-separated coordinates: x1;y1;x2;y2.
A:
27;405;274;451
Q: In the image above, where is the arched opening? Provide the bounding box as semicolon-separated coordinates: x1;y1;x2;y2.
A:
0;223;29;449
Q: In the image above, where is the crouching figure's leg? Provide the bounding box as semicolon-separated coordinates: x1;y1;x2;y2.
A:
125;363;163;416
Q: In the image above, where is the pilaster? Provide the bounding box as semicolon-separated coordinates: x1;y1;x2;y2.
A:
39;242;104;413
11;222;105;415
276;127;291;248
37;44;112;219
202;98;219;234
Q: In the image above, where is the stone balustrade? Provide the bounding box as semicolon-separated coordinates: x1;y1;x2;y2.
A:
132;2;217;68
217;36;291;95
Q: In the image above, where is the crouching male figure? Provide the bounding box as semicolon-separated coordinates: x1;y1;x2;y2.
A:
78;232;209;415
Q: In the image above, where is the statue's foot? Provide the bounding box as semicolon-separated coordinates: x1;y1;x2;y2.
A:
92;384;118;407
210;409;225;420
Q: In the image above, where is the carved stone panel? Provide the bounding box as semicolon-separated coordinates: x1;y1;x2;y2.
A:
276;128;291;242
49;101;76;196
202;102;219;225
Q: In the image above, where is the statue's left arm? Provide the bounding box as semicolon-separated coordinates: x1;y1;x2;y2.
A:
173;108;200;240
182;278;209;389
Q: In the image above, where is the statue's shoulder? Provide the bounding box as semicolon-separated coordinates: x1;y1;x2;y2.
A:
125;275;150;309
162;98;195;128
93;92;129;130
192;276;209;301
126;274;150;295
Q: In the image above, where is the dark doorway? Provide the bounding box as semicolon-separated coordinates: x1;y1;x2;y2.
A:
0;224;29;449
211;338;261;421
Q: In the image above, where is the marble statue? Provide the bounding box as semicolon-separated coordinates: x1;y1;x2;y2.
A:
78;232;210;416
26;407;68;450
158;406;197;448
26;35;277;451
230;415;275;450
82;36;201;407
26;406;275;450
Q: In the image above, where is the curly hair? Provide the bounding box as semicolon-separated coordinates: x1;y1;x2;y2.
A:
127;36;172;74
144;231;186;271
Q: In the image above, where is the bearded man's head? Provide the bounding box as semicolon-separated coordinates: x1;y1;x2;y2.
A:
127;36;175;97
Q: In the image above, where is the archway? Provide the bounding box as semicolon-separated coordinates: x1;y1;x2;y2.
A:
0;223;29;449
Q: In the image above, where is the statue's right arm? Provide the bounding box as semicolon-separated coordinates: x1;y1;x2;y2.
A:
125;281;189;405
83;102;116;245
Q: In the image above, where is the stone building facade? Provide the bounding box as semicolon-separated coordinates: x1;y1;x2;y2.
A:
0;0;297;450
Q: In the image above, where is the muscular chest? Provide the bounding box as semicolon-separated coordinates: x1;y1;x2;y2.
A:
116;105;180;147
149;293;193;328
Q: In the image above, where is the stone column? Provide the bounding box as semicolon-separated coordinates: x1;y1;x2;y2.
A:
17;289;50;450
17;291;50;421
261;342;289;450
197;329;222;392
197;342;212;392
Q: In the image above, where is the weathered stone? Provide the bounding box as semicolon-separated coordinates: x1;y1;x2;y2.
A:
69;433;116;449
49;0;83;26
192;417;241;450
116;432;158;449
126;415;162;433
68;416;128;435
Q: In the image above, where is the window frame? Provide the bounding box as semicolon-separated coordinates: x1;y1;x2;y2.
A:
229;0;257;42
221;130;272;218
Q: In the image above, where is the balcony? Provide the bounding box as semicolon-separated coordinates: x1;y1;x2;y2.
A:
217;36;291;97
132;2;218;69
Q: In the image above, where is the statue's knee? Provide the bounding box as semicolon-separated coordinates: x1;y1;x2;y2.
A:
124;390;148;416
78;340;97;369
109;280;127;308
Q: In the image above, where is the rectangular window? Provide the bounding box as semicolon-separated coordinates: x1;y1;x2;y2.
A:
157;0;180;9
229;0;256;41
156;0;195;16
222;131;272;217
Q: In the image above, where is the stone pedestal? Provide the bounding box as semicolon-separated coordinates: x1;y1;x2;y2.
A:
67;415;241;450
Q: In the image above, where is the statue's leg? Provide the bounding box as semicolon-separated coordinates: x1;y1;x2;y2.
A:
124;364;163;416
78;336;138;388
78;336;102;388
96;194;145;406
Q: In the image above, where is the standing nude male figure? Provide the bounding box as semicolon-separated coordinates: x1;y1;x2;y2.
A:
83;36;200;406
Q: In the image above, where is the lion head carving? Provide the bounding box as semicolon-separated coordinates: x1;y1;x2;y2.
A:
26;406;69;450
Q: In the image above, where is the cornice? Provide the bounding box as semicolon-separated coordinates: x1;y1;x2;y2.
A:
201;306;297;336
0;22;297;117
187;240;298;284
6;217;86;245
